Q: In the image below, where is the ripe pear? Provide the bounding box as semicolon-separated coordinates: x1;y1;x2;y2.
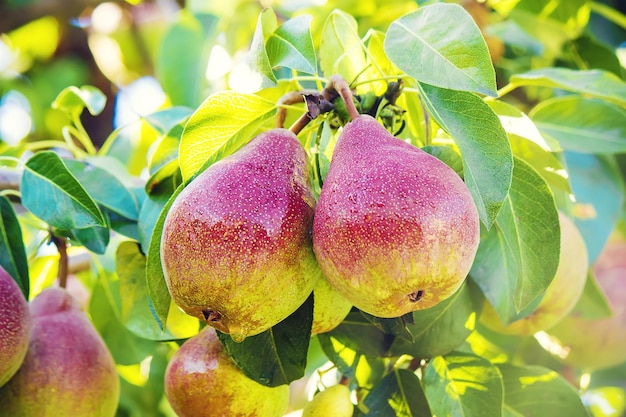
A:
302;384;354;417
0;267;31;387
0;287;120;416
481;212;588;335
164;326;289;417
311;277;352;335
312;115;480;318
546;230;626;370
161;129;320;341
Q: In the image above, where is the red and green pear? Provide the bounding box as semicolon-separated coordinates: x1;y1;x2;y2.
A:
161;129;320;342
312;115;480;318
0;267;31;387
0;287;120;416
164;326;289;417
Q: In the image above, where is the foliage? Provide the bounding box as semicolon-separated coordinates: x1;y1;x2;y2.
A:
0;0;625;416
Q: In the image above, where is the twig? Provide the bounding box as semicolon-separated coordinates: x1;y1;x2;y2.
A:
51;232;69;289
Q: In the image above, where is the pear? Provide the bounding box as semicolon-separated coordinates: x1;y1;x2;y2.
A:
302;384;354;417
0;287;120;416
481;212;588;335
311;278;352;335
161;129;320;341
0;267;31;387
164;326;289;417
312;115;480;318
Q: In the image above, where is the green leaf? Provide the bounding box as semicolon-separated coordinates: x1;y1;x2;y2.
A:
21;151;106;230
229;8;278;93
179;91;277;182
137;196;168;253
70;223;110;254
471;157;560;323
363;369;432;417
142;106;194;136
424;352;504;417
385;3;497;96
530;96;626;154
217;294;313;387
568;272;613;320
64;159;140;221
510;68;626;106
117;241;199;341
319;310;392;359
266;15;317;74
497;363;587;416
418;84;513;228
148;125;182;177
0;196;29;298
389;281;484;359
564;151;624;263
52;85;106;117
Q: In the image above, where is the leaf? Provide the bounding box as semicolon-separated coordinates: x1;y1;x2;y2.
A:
497;363;588;416
142;106;194;136
363;369;432;417
137;195;169;253
418;84;513;228
229;8;278;93
217;294;313;387
389;281;484;359
510;68;626;106
530;96;626;154
70;223;110;254
148;124;183;175
423;352;504;417
564;151;624;263
568;272;613;320
21;151;106;230
52;85;106;117
179;91;277;182
471;157;560;323
385;3;497;96
266;15;317;74
64;159;140;221
117;241;199;341
0;196;29;298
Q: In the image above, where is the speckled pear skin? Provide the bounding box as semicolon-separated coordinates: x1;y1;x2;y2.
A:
161;129;320;341
0;267;30;388
313;115;480;318
0;287;120;416
164;326;289;417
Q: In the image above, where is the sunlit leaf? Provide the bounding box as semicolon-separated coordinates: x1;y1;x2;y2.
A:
0;196;29;298
569;272;613;320
142;106;194;136
266;15;317;74
21;151;106;230
471;157;560;323
52;85;106;117
385;3;497;96
179;91;276;182
364;369;432;417
424;352;503;417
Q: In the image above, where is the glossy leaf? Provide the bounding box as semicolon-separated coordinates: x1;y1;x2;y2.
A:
497;363;587;416
217;294;313;387
530;96;626;154
266;14;317;74
52;85;106;117
364;369;432;417
137;196;168;253
142;106;193;136
21;151;106;230
418;84;513;228
0;196;29;298
510;68;626;106
179;91;277;182
471;157;560;324
385;3;497;96
70;223;110;254
424;352;504;417
148;124;183;176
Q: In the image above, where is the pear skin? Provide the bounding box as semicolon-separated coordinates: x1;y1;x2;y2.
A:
311;278;352;335
161;129;320;341
481;212;588;335
0;267;30;387
313;115;480;318
302;384;354;417
0;287;120;416
164;326;289;417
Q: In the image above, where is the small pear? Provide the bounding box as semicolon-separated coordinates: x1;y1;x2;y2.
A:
0;287;120;416
161;129;320;341
0;267;31;387
481;212;588;335
302;384;354;417
311;278;352;335
164;326;289;417
313;115;480;318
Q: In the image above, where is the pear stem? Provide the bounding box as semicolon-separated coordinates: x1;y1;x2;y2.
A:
276;90;318;129
328;74;360;121
51;232;69;289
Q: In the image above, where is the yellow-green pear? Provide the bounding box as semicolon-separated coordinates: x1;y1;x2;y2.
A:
302;384;354;417
0;267;30;387
0;287;119;416
164;326;289;417
481;212;588;335
311;278;352;335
